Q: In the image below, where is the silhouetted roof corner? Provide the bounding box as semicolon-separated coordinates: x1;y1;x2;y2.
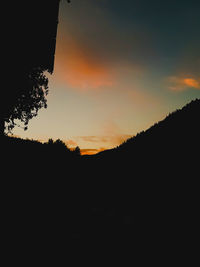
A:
3;1;63;74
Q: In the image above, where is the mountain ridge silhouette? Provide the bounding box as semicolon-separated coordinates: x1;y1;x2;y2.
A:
91;98;200;160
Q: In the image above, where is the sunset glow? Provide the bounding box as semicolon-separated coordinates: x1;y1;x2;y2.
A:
12;0;200;154
55;34;114;90
169;76;200;91
183;78;200;89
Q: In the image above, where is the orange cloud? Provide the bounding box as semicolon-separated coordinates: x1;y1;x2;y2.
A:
55;34;114;90
183;78;200;88
75;134;132;149
168;76;200;91
80;148;106;156
65;139;78;147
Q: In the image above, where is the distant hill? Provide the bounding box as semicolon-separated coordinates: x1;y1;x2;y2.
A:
87;99;200;247
93;98;200;166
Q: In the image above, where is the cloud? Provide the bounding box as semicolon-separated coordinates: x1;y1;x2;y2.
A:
80;148;106;155
54;33;114;90
54;0;152;91
63;134;131;155
75;134;132;148
183;78;200;88
65;139;78;147
168;76;200;91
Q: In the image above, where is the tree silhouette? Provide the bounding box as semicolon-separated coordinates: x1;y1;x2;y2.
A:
3;68;49;133
73;146;81;156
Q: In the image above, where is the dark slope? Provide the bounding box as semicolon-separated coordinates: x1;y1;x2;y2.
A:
118;98;200;153
93;98;200;172
1;99;200;249
79;99;200;243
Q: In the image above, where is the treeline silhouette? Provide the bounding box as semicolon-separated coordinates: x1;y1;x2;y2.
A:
92;98;200;171
3;135;81;181
4;136;81;158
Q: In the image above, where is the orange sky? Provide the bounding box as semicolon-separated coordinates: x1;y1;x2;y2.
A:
55;33;114;91
10;0;200;155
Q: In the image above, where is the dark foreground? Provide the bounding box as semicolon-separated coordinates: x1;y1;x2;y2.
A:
1;99;200;257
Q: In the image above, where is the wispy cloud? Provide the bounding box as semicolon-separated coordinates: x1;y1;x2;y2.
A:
65;139;78;147
80;148;106;155
54;34;114;90
168;76;200;91
75;134;132;148
62;134;132;155
183;78;200;88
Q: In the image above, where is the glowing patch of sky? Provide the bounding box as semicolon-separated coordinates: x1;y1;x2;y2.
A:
12;0;200;153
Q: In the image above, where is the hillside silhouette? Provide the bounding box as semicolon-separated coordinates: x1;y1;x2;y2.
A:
2;99;200;247
89;98;200;181
94;98;200;160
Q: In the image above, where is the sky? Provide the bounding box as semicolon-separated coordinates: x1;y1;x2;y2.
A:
13;0;200;154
